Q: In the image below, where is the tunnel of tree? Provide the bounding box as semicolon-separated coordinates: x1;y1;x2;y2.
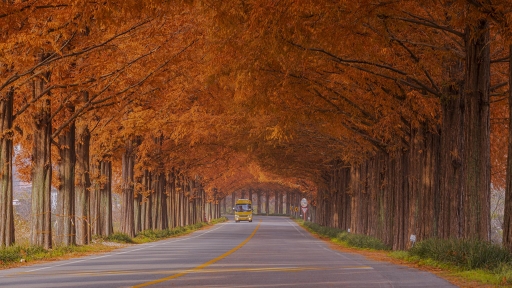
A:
1;0;512;251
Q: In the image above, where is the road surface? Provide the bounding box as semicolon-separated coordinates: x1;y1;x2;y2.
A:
0;216;455;287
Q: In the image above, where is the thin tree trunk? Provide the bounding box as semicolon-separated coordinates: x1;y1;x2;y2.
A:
75;119;90;245
341;166;352;231
279;192;284;214
203;189;207;221
0;88;14;247
222;196;226;215
121;139;135;237
142;170;152;231
99;160;113;236
274;191;279;214
257;190;262;214
504;44;512;251
166;171;175;229
91;159;112;237
178;178;184;226
134;176;142;234
265;190;269;215
232;191;236;212
185;181;191;225
90;163;99;236
30;66;52;249
56;108;76;246
152;172;166;230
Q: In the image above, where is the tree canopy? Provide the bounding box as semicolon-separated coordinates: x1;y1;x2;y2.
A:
2;0;512;249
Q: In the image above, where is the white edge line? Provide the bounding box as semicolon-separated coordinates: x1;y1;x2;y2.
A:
286;220;306;237
6;222;229;276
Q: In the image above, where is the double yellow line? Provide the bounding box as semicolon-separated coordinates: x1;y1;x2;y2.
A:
134;221;261;287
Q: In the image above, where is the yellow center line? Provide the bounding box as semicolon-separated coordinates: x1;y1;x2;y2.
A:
7;265;373;279
133;220;262;288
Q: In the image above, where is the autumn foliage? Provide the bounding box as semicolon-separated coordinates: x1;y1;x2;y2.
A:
1;0;512;251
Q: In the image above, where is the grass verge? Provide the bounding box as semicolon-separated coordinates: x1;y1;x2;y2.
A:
295;219;512;287
132;218;227;243
1;217;228;269
300;220;391;250
0;243;117;268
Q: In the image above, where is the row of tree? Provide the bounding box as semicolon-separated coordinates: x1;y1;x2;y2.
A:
205;0;512;250
0;1;224;248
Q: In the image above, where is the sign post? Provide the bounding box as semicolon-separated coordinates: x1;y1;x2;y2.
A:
300;198;308;221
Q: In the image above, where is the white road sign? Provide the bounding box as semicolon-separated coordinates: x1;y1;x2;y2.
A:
301;198;308;208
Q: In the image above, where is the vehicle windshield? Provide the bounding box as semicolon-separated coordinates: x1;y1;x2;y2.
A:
235;204;252;212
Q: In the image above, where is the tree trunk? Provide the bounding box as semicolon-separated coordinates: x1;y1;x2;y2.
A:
274;191;279;214
166;172;176;229
504;45;512;251
90;163;99;235
0;88;14;247
121;139;135;237
30;68;52;249
185;181;191;225
279;192;284;214
56;109;76;246
462;20;491;240
437;52;465;240
134;176;142;234
75;119;90;245
99;160;113;236
231;192;236;212
197;184;204;223
341;167;352;231
265;190;270;215
152;172;166;230
204;189;208;220
407;127;440;245
141;170;152;231
91;159;112;237
178;177;184;226
257;190;262;214
222;195;226;215
393;153;409;250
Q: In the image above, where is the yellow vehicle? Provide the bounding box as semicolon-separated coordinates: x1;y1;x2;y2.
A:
234;199;253;222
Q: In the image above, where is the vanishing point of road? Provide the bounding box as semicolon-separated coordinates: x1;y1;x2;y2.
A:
0;216;455;287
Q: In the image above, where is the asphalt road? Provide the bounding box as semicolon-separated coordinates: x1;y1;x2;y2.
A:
0;216;455;287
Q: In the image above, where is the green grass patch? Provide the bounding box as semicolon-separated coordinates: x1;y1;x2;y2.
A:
389;250;409;260
409;238;511;270
105;233;134;243
134;217;228;243
299;220;390;250
210;216;228;224
387;238;512;286
454;268;512;286
336;231;391;250
134;226;188;243
0;244;113;266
